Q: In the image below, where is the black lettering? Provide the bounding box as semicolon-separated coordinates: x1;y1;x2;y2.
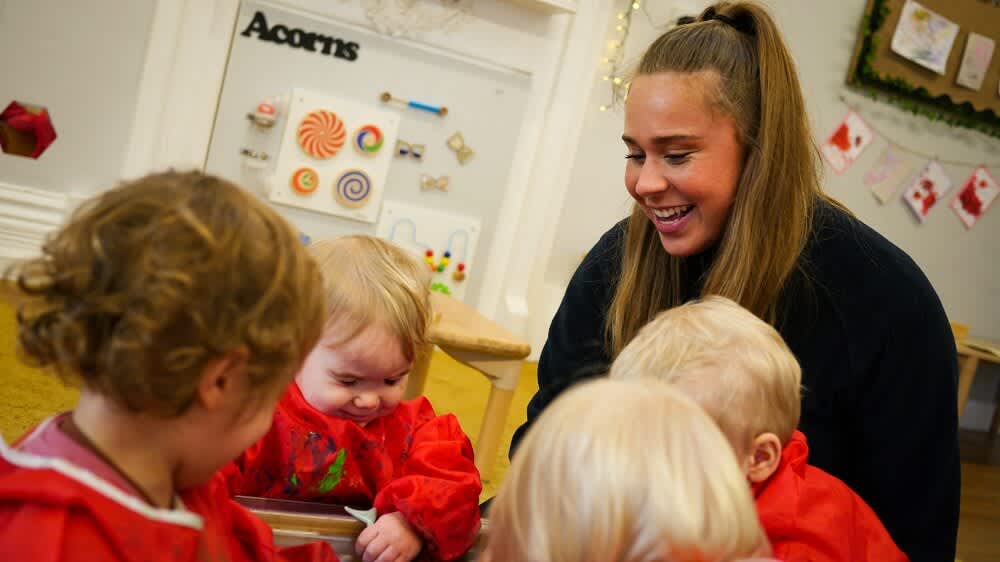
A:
334;39;360;61
342;41;360;61
240;10;269;38
242;12;360;61
317;35;335;55
272;24;289;44
300;32;318;52
333;39;349;59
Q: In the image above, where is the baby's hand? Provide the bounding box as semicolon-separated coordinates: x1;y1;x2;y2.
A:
355;511;422;562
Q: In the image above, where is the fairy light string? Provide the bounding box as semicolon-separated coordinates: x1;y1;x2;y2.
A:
598;1;640;112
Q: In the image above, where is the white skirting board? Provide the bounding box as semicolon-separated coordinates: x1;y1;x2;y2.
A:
0;182;73;266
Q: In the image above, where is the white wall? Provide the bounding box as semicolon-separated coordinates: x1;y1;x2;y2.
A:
0;0;155;262
0;0;617;344
0;0;155;192
537;0;1000;429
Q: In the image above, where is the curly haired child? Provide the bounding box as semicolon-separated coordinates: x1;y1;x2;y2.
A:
0;171;338;561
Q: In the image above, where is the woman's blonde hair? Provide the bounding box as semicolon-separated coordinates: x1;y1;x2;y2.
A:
307;236;431;361
610;296;801;451
485;378;770;562
12;170;326;416
607;1;839;357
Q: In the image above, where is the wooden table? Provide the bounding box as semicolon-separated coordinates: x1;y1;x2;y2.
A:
405;292;531;481
957;338;1000;434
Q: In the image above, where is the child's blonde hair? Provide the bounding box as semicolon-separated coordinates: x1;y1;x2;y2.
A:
485;378;770;562
610;296;801;451
307;236;430;361
12;170;326;416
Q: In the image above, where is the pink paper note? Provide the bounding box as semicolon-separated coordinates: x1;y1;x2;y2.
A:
956;33;995;91
865;146;912;204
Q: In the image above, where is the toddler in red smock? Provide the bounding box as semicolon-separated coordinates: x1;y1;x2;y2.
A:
611;296;909;562
225;236;481;562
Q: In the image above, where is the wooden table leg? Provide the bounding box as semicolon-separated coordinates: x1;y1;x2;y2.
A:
957;354;979;418
439;350;523;481
476;383;515;481
405;342;436;400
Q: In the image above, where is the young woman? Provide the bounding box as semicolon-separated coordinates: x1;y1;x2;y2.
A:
511;3;959;561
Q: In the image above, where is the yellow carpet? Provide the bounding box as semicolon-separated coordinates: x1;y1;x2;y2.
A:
0;298;80;442
0;293;535;501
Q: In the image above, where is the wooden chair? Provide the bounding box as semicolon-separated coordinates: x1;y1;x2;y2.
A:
952;322;1000;435
406;292;531;481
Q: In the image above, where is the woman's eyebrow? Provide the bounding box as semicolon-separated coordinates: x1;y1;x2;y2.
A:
621;134;702;145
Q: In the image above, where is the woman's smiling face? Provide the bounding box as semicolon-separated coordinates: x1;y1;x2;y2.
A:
623;70;745;257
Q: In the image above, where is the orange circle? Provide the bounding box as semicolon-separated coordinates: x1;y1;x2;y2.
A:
291;167;319;195
297;110;345;159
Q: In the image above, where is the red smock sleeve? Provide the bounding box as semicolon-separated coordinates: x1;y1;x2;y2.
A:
373;401;482;560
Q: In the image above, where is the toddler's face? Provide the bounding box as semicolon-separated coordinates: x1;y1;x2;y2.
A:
296;322;411;426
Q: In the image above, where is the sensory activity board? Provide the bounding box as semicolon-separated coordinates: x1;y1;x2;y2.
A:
269;88;399;223
376;201;480;302
204;0;533;304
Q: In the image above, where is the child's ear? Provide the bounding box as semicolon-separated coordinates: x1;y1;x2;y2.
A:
196;348;250;411
746;432;782;484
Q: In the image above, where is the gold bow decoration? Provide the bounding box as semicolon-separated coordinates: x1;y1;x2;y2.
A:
446;132;474;165
420;174;450;192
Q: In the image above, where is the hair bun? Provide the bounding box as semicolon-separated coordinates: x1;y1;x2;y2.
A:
702;6;755;35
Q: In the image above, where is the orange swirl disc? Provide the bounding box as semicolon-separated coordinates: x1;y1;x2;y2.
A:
290;167;319;195
297;110;346;159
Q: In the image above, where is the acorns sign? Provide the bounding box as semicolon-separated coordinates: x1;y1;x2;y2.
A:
240;10;360;62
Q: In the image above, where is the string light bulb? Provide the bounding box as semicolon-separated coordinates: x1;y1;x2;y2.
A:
598;1;640;112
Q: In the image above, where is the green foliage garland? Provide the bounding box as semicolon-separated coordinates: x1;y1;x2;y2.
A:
848;0;1000;139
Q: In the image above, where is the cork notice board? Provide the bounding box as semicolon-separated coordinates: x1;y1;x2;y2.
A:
848;0;1000;136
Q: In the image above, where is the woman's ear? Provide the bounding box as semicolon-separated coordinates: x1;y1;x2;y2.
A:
195;348;250;411
746;432;782;484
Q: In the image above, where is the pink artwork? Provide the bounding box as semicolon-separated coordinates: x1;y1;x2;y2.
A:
956;33;995;91
865;146;912;204
821;111;874;174
904;160;953;222
951;166;999;229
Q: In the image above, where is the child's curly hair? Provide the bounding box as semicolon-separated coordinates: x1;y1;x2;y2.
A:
11;170;326;416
